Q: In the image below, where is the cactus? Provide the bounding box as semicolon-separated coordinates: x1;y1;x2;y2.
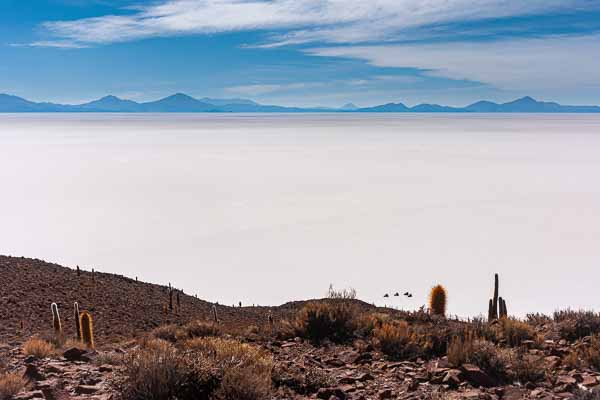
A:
492;273;499;320
169;289;173;311
488;299;494;322
268;311;274;328
162;304;168;316
76;265;80;276
51;303;62;335
74;302;82;341
428;285;447;317
502;299;508;318
79;311;95;349
92;268;95;283
176;291;180;309
212;304;219;323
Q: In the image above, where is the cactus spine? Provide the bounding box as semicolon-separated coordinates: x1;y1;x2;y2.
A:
74;302;82;341
51;303;62;335
79;311;95;349
428;285;447;317
212;304;219;323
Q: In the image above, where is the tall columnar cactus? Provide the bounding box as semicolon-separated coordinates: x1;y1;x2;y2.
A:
487;299;494;322
169;289;173;311
428;285;447;317
79;311;95;349
74;302;82;341
212;304;219;323
51;303;62;335
492;273;499;320
176;291;180;309
268;311;274;328
502;299;508;318
92;268;95;283
76;265;80;276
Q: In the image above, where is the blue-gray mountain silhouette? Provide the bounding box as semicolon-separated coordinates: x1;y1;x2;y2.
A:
1;94;600;113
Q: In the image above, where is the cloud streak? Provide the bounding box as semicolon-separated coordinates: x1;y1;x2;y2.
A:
39;0;599;46
307;34;600;92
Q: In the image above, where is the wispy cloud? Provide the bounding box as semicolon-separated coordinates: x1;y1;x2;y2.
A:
10;41;89;49
307;34;600;92
36;0;599;47
225;82;325;96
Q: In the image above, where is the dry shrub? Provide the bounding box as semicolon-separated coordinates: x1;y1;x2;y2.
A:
94;351;125;366
23;337;55;358
122;339;217;400
295;301;357;344
272;363;332;395
354;312;390;337
181;321;221;339
326;284;357;300
500;319;537;347
573;389;600;400
0;372;29;399
509;349;546;384
579;335;600;371
373;321;422;360
555;310;600;341
448;335;506;380
185;337;273;400
151;324;180;343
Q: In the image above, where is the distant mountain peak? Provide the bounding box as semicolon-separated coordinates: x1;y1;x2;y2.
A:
341;103;358;110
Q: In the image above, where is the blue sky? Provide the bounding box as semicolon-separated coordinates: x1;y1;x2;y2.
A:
2;0;600;107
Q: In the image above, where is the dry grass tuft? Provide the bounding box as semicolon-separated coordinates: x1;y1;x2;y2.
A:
509;349;546;384
181;321;221;339
555;310;600;341
151;324;180;343
499;319;537;347
295;301;357;344
373;321;422;361
23;337;55;359
448;334;506;380
0;372;30;399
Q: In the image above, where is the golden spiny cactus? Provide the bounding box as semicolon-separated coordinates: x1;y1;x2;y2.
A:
51;303;62;335
74;302;82;341
428;285;447;317
79;311;95;349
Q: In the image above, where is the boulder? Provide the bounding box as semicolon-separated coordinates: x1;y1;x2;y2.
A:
461;364;495;387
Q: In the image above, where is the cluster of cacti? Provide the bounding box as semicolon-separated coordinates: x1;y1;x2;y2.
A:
488;273;508;321
429;285;447;317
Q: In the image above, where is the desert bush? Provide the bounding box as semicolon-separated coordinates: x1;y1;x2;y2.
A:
23;337;55;358
295;301;357;344
448;335;506;380
579;335;600;371
122;339;217;400
555;310;600;341
508;349;546;384
373;321;422;360
181;321;221;339
151;324;180;343
500;318;537;347
272;364;332;395
526;313;552;326
326;284;357;300
186;337;273;400
0;372;29;399
94;351;125;366
354;312;390;337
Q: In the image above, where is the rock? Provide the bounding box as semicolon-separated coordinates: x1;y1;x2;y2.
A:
23;364;45;381
502;387;527;400
75;385;101;395
13;391;45;400
98;364;113;373
443;369;463;388
462;364;495;387
63;347;89;362
317;387;346;400
582;376;599;387
378;388;393;399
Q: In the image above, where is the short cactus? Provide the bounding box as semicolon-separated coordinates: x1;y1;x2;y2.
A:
51;303;62;335
428;285;447;317
74;302;82;341
79;311;95;349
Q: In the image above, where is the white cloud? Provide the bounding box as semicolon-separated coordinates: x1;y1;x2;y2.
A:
307;34;600;92
39;0;598;46
10;41;89;49
225;82;323;96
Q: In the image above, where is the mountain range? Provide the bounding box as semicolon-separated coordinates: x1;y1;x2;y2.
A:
1;93;600;113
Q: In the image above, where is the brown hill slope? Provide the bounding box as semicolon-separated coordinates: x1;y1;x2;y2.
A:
0;255;308;344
